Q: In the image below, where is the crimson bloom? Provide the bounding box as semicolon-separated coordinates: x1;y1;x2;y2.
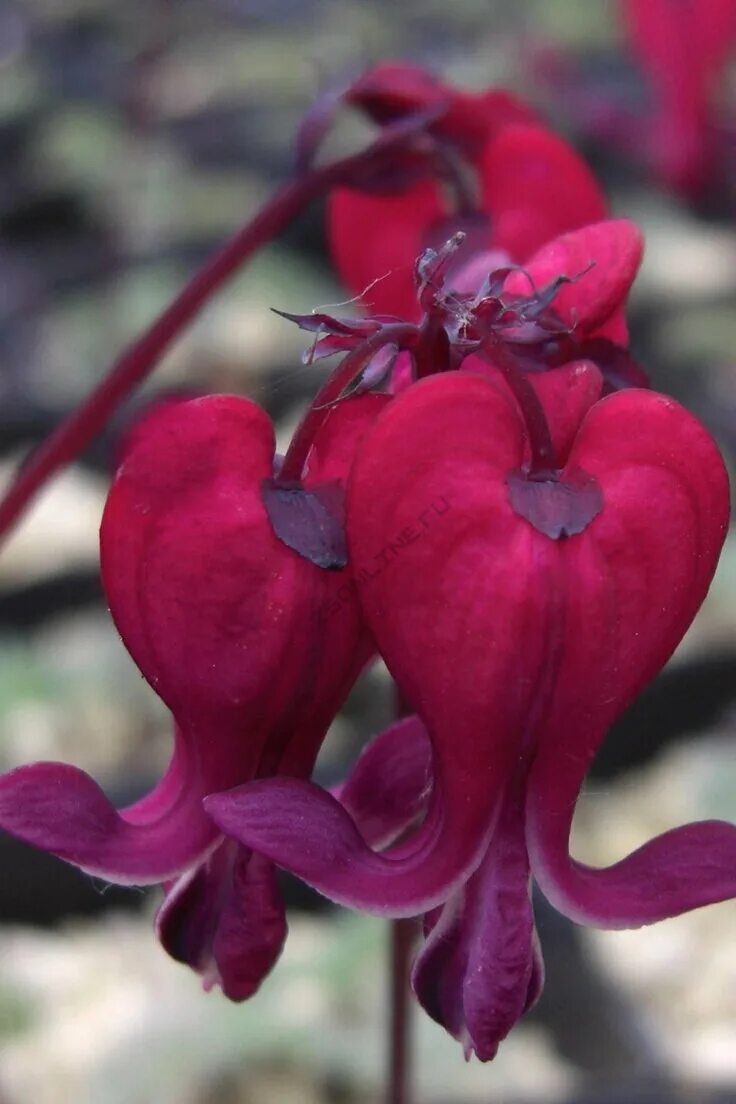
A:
205;225;736;1057
328;62;608;320
0;390;391;997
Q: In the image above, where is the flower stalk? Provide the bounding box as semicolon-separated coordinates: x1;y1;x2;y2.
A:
388;918;417;1104
0;110;435;540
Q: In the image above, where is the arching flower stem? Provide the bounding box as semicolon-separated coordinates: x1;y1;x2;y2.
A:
0;117;434;541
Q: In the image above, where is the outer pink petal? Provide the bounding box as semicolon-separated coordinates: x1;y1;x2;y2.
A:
481;125;608;262
328;181;444;321
503;220;643;338
527;388;732;927
102;395;291;752
413;790;539;1061
0;394;383;884
0;757;217;884
332;715;431;848
204;375;554;914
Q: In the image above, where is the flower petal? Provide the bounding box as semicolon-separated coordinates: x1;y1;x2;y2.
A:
481;125;608;262
101;395;291;753
205;717;432;915
503;220;643;338
157;842;286;1000
96;396;305;872
103;390;384;792
0;393;385;884
328;179;444;320
0;755;215;884
529;818;736;930
206;772;481;917
527;387;732;927
333;715;431;848
412;792;539;1061
212;375;551;914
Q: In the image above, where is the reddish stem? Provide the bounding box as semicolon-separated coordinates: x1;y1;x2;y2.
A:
483;342;557;474
279;324;415;483
0;136;421;539
386;685;417;1104
0;180;306;537
387;918;417;1104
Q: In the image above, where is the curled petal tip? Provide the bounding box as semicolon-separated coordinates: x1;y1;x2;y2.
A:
205;778;481;918
0;762;216;885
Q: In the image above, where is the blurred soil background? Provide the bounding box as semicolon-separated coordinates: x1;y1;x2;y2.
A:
0;1;736;1102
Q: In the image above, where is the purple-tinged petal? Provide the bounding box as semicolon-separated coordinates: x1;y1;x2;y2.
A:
205;777;481;917
0;758;216;884
158;842;286;1000
333;715;431;848
413;792;540;1061
326;375;566;912
528;817;736;930
526;388;732;927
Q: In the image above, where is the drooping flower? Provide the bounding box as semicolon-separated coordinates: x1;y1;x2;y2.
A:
327;62;608;319
205;239;736;1057
0;389;391;997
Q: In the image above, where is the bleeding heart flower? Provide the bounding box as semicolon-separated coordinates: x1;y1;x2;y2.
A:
206;360;735;1057
328;63;608;320
0;389;389;998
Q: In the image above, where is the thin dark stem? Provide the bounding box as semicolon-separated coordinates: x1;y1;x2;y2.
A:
386;685;417;1104
483;341;557;474
0;178;311;538
387;917;416;1104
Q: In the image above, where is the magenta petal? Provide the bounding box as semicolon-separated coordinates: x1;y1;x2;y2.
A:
0;760;216;884
333;716;431;848
528;813;736;930
412;795;539;1060
503;220;642;337
205;778;481;917
344;375;561;916
525;388;734;929
158;842;286;1000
